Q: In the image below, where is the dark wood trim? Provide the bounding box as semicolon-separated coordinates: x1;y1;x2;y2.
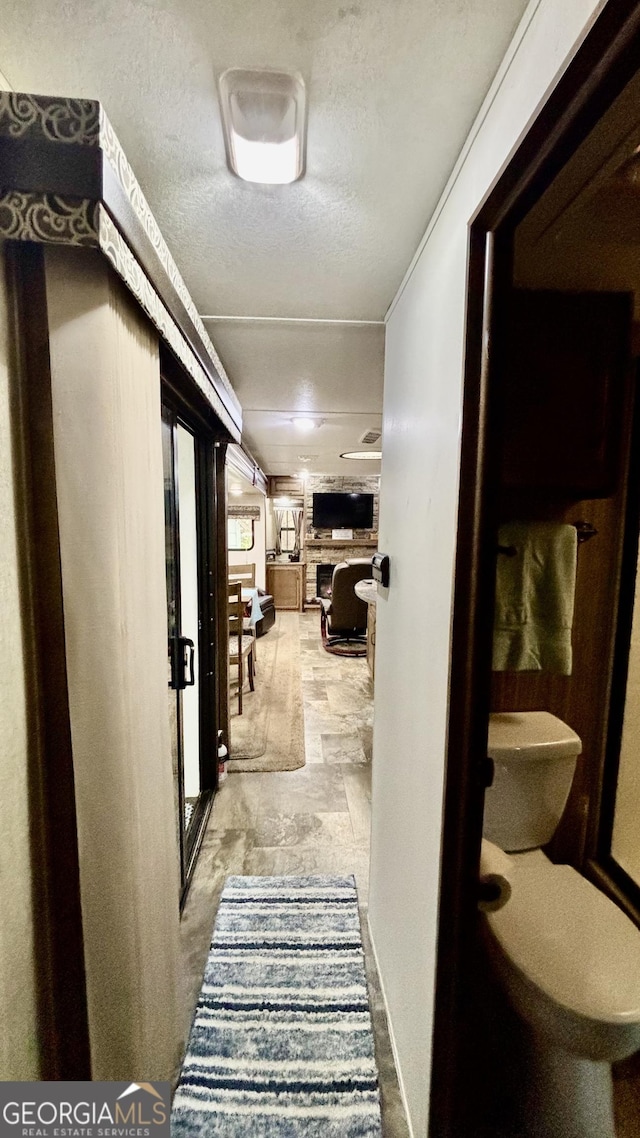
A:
473;0;640;234
214;442;230;757
160;342;233;442
587;364;640;895
588;857;640;926
430;4;640;1135
429;226;513;1135
7;242;91;1078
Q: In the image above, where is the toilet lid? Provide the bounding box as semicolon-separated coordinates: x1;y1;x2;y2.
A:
485;851;640;1022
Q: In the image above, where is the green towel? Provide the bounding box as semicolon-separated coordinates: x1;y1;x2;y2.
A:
492;522;577;674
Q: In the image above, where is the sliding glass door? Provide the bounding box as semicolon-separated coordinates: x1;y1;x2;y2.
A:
162;402;217;899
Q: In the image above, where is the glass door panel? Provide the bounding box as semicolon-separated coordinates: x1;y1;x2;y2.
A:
162;411;182;863
176;424;200;832
162;403;216;898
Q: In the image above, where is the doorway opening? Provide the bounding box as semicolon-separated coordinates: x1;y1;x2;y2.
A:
431;5;640;1136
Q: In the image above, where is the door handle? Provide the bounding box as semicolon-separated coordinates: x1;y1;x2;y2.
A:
169;636;195;689
477;757;495;788
183;638;195;686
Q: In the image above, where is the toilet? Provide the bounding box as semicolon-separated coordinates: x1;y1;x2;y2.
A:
482;711;640;1138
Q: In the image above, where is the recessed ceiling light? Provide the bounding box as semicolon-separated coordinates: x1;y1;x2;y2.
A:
218;68;306;185
340;450;382;461
292;417;321;432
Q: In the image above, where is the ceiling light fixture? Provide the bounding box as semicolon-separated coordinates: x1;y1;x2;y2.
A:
340;450;382;461
218;68;306;185
292;417;321;433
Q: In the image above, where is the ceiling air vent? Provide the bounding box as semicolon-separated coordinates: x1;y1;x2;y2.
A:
359;428;382;446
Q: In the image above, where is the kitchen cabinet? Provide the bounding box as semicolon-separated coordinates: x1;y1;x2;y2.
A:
266;562;305;612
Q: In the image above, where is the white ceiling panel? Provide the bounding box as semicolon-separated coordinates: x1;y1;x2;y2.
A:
208;320;384;413
0;0;529;472
242;409;383;476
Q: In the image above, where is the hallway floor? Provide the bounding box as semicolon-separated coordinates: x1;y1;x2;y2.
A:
178;611;410;1137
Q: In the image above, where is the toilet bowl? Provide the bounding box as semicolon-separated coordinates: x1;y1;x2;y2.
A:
482;712;640;1137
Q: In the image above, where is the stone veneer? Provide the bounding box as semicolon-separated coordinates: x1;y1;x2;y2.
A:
303;474;380;602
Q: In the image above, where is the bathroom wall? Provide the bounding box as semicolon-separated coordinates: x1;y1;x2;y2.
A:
491;486;633;864
45;247;182;1080
369;2;607;1134
0;242;42;1079
493;163;640;864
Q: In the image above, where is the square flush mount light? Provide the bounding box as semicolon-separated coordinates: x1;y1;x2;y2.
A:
218;68;306;185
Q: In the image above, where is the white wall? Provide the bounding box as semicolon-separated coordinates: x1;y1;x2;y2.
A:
45;247;182;1081
228;490;267;589
0;243;41;1079
368;2;605;1134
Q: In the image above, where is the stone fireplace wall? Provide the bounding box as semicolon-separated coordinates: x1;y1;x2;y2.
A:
303;474;380;602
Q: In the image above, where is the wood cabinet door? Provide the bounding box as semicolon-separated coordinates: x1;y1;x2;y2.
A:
267;565;302;611
501;290;632;495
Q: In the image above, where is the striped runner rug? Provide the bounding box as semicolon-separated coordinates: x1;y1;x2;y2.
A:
171;875;382;1137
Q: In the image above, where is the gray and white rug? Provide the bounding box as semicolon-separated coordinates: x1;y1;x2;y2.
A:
171;874;382;1137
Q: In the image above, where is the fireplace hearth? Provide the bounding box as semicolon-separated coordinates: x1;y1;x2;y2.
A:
316;563;334;599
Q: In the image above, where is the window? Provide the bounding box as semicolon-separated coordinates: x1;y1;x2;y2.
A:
228;516;255;551
279;510;297;553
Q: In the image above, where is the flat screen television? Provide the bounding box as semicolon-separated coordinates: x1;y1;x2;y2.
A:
312;492;374;529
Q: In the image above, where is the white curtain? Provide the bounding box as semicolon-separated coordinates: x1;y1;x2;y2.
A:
292;507;303;556
274;507;287;555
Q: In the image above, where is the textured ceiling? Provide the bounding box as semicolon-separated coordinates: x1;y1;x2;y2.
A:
209;319;384;472
0;0;529;473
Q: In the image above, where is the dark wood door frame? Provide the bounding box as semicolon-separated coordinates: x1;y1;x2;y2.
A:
161;382;229;908
429;3;640;1134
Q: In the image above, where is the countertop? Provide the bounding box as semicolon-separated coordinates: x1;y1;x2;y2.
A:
354;578;378;605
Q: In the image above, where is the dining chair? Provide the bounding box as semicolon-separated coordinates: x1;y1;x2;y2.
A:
228;579;255;715
228;562;256;588
227;562;259;665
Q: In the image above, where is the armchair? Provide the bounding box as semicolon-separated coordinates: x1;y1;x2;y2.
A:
320;558;372;656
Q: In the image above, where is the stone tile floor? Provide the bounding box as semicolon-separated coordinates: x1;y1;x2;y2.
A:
178;610;410;1137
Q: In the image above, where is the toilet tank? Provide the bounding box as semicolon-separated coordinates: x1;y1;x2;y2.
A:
484;712;582;852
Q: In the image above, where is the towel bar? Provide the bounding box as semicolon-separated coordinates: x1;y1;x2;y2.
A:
497;520;597;557
574;520;598;543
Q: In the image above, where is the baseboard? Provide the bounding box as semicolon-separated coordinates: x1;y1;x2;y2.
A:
366;911;417;1138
